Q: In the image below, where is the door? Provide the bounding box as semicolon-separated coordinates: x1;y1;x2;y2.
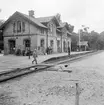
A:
50;40;54;53
8;40;16;54
63;41;66;52
24;39;30;49
57;40;60;52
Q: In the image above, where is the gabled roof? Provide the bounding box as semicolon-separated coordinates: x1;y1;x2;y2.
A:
56;28;62;33
37;16;60;26
57;22;72;35
36;16;54;23
60;22;67;27
19;12;47;28
0;20;4;26
0;11;47;29
57;22;68;28
67;31;72;36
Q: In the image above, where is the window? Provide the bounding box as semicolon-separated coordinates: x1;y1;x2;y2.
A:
17;21;21;32
22;22;25;32
24;39;30;48
40;39;44;47
57;40;61;52
57;40;60;47
63;41;66;52
49;24;53;33
50;40;54;47
50;24;53;32
13;22;16;33
41;29;44;34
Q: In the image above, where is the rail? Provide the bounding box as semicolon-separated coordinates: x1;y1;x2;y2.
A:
0;64;53;83
0;50;102;83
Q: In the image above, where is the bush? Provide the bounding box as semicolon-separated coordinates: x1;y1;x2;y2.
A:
15;49;21;56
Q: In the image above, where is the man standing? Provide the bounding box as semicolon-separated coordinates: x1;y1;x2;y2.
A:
32;49;38;64
68;46;71;56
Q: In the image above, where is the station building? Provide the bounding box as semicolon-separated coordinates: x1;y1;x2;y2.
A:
0;10;73;55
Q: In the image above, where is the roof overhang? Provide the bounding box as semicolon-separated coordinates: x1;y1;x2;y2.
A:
56;29;62;33
67;31;72;36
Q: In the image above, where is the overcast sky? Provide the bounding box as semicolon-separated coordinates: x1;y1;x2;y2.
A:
0;0;104;33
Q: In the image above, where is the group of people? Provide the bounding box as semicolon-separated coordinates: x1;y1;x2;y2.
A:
32;46;71;64
46;46;53;55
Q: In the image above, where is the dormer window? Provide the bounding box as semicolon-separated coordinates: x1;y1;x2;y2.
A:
49;24;53;33
50;24;53;32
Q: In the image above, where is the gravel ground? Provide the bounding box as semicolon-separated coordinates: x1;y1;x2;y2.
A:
0;65;104;105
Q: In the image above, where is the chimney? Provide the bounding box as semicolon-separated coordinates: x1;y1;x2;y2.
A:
28;10;35;18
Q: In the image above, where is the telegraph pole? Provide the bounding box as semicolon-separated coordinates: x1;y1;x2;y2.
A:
46;29;48;49
78;29;81;51
28;15;31;59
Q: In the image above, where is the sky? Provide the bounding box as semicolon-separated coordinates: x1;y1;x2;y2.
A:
0;0;104;33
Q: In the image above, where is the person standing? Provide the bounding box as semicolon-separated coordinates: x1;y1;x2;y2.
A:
32;49;38;64
46;47;49;55
68;46;71;56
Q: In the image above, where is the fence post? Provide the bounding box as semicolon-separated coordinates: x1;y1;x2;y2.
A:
75;83;79;105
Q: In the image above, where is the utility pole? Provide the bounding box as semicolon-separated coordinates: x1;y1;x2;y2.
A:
28;18;31;59
78;29;81;51
46;29;49;55
46;29;48;49
61;32;62;52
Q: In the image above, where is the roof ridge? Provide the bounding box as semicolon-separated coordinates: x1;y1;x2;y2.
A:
36;15;54;19
36;16;55;23
0;11;48;29
16;11;47;28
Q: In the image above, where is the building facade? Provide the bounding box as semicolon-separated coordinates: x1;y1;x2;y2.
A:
0;10;73;55
0;20;4;51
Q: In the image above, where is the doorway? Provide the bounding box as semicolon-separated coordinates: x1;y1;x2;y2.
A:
63;41;66;52
24;39;30;49
8;39;16;54
57;40;60;52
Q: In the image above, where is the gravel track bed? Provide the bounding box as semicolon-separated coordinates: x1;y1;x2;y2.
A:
0;64;104;105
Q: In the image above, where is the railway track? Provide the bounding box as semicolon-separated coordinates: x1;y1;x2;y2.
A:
0;64;54;83
0;50;102;83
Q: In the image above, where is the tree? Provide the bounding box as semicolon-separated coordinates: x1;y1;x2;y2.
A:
88;31;99;50
69;24;74;33
71;32;79;51
55;13;61;23
97;31;104;50
79;29;101;50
